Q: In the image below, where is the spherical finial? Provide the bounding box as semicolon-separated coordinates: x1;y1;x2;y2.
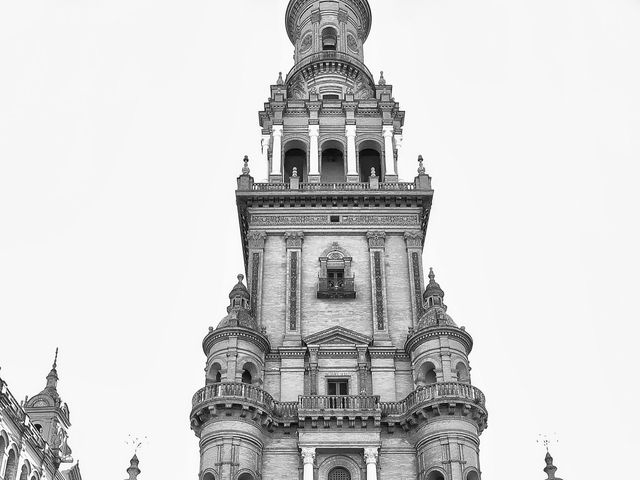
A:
292;166;298;177
417;155;426;175
429;267;435;280
237;274;245;283
277;72;284;86
241;155;250;175
378;71;386;86
370;167;376;178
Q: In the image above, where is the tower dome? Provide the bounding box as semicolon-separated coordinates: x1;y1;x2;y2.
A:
217;274;258;331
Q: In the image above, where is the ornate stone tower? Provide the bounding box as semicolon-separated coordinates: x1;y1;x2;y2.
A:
190;2;488;480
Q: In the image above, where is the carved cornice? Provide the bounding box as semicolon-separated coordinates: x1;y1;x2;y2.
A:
405;326;474;355
202;326;270;355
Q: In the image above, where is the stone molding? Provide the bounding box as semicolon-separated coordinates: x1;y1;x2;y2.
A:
248;231;267;249
404;231;424;249
405;326;474;355
366;231;386;249
284;231;305;248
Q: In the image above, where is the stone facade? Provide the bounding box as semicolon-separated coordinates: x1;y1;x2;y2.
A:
190;2;488;480
0;353;82;480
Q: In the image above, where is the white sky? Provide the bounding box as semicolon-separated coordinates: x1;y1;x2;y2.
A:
1;1;639;479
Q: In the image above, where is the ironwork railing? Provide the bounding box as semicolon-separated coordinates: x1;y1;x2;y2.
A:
317;277;355;299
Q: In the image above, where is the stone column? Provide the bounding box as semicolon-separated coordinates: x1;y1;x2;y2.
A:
247;231;267;325
346;124;358;182
261;133;271;181
301;448;316;480
270;124;284;182
404;231;425;328
308;346;319;395
364;448;379;480
357;346;369;394
309;124;320;179
382;125;396;180
367;232;390;344
284;232;304;345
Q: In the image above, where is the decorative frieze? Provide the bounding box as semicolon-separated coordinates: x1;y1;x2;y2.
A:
411;252;424;318
367;231;386;249
251;214;420;227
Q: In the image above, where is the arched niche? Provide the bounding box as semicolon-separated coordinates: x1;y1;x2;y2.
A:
465;470;480;480
284;139;307;182
317;455;362;480
206;361;224;385
322;26;338;51
0;431;6;472
201;472;216;480
237;471;256;480
455;361;470;383
416;361;438;386
4;449;18;480
426;469;446;480
320;140;345;183
357;140;383;182
240;361;260;386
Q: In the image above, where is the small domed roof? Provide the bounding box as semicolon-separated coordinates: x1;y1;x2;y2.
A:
229;274;250;300
216;274;258;331
417;306;458;329
423;267;444;300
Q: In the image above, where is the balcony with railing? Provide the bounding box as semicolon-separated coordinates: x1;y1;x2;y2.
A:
317;276;356;299
380;382;486;417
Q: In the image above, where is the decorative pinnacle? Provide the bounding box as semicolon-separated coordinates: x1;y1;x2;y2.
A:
292;166;298;178
417;155;426;175
52;347;59;369
428;267;435;281
241;155;250;175
370;167;376;178
276;72;284;86
378;71;386;86
237;274;245;284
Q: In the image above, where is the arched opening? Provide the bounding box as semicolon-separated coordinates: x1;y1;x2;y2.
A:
328;467;351;480
0;434;6;473
202;472;216;480
241;362;258;385
321;145;345;183
323;94;340;100
284;148;307;182
322;27;338;51
238;473;255;480
207;362;223;385
417;361;437;386
466;471;480;480
456;362;470;383
426;471;445;480
33;424;42;433
19;464;29;480
358;148;382;182
4;449;18;480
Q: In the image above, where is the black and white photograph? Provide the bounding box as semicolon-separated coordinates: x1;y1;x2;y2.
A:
1;1;638;479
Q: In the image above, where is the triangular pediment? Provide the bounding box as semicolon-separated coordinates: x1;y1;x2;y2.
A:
304;326;372;346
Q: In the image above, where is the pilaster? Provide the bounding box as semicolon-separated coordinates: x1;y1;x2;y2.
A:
284;231;304;345
248;231;267;325
404;231;425;327
367;232;391;345
269;124;284;183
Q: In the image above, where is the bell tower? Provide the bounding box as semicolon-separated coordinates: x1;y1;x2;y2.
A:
190;1;488;480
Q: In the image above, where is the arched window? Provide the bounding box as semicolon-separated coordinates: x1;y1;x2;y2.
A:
358;148;382;182
456;362;470;383
207;362;223;385
426;470;445;480
284;147;307;182
328;467;351;480
0;434;6;474
241;362;258;385
320;146;345;182
238;473;255;480
241;370;252;384
202;472;216;480
418;362;437;386
4;449;18;480
19;464;29;480
466;471;480;480
322;27;338;51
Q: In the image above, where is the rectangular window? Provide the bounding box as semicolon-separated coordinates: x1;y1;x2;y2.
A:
327;379;349;396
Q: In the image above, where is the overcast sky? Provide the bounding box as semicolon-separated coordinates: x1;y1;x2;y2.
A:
1;1;639;479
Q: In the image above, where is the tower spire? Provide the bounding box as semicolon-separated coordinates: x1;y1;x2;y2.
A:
543;451;563;480
46;347;59;391
126;454;141;480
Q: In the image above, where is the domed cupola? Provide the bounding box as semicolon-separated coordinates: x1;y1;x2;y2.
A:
216;274;259;331
417;268;457;329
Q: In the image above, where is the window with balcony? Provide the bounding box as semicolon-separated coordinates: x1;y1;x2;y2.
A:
327;379;349;396
317;244;355;299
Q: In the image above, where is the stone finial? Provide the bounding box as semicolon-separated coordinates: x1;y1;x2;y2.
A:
126;454;141;480
417;155;426;175
292;166;298;178
378;71;386;86
370;167;377;178
276;72;284;86
241;155;250;175
544;451;563;480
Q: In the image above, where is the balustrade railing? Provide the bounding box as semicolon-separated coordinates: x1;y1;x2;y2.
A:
380;382;485;416
192;382;277;412
251;181;420;192
299;395;379;411
317;277;356;299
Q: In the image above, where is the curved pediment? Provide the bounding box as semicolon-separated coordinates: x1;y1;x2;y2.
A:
304;326;371;346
